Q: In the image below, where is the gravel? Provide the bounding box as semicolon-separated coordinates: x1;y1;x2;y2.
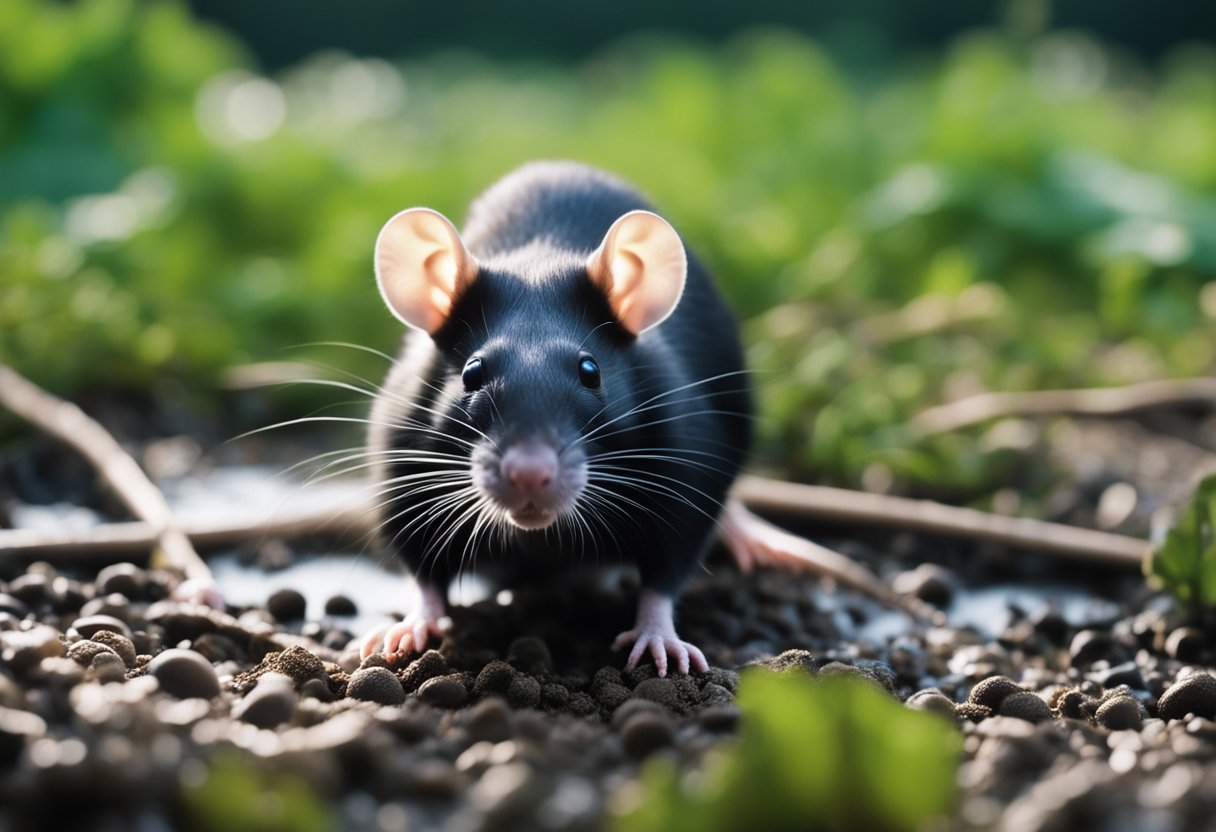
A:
3;529;1216;831
146;648;221;699
347;667;406;705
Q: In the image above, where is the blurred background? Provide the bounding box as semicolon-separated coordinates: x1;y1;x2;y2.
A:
2;0;1214;523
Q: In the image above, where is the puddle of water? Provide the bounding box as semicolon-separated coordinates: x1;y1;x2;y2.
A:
858;581;1123;643
13;465;1125;645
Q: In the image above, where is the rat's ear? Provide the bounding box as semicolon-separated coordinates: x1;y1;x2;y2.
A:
586;210;687;336
374;208;479;334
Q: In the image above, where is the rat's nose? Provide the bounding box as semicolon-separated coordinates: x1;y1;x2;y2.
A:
501;442;558;498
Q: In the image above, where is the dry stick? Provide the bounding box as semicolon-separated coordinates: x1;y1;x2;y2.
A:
0;364;209;580
0;502;375;562
2;472;1151;571
913;377;1216;436
735;475;1150;567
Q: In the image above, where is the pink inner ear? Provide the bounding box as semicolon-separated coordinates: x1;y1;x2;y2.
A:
588;210;687;336
374;207;479;333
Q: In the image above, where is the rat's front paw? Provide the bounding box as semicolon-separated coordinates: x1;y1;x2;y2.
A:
359;611;451;661
612;628;708;677
171;575;225;609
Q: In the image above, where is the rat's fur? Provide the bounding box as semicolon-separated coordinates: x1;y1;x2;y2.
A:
369;161;751;598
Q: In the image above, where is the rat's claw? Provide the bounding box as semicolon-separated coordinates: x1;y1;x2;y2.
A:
359;624;389;659
613;590;708;677
358;583;451;661
360;612;450;660
615;629;708;677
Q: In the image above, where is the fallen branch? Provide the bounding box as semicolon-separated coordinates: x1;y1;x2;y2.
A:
735;475;1150;567
0;501;374;563
913;377;1216;436
2;472;1151;570
0;365;209;581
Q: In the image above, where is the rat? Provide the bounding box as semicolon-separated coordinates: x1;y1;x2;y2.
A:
359;161;814;675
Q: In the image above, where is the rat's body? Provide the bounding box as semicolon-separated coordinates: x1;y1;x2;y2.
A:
362;162;752;674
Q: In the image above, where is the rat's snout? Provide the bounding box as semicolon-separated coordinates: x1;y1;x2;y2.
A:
473;434;586;531
501;442;558;498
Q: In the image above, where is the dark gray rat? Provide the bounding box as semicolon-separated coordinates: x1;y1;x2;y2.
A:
361;161;795;675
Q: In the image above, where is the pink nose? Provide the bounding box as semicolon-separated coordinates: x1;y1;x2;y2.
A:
501;442;558;497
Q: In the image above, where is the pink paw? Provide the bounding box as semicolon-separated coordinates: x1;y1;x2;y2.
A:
612;628;708;677
359;611;450;660
171;576;225;609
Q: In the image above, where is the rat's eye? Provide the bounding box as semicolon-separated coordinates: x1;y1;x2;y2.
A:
462;357;485;391
577;352;601;389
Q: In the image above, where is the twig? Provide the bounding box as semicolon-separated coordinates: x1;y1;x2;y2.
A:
913;377;1216;436
0;501;374;563
0;365;209;580
2;473;1151;570
735;475;1150;567
849;283;1005;348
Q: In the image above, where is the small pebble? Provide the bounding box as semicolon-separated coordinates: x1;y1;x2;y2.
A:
758;649;817;676
71;615;131;640
619;711;676;757
1;625;66;672
507;637;553;674
147;649;221;700
1165;628;1206;663
266;589;307;622
418;674;469;709
541;684;570;710
697;704;741;732
969;676;1022;711
324;595;358;616
630;678;681;712
507;676;541;709
90;631;137;668
300;678;335;702
466;698;513;743
955;703;992;723
594;682;631;712
0;595;29;619
473;661;516;699
1069;630;1118;667
67;640;119;668
998;692;1053;724
235;676;297;728
346;667;405;706
699;683;733;708
906;689;957;718
1157;673;1216;721
95;563;145;598
891;563;957;607
400;650;449;693
1096;696;1143;731
0;706;47;768
89;652;128;683
1089;661;1145;692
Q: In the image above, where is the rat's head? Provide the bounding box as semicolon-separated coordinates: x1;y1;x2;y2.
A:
373;206;686;531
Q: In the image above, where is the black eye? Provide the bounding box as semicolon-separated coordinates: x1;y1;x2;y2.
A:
577;352;601;389
462;357;485;391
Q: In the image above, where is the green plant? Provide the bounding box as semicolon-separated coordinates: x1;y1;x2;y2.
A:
614;671;960;832
180;752;336;832
1147;475;1216;617
1;0;1214;498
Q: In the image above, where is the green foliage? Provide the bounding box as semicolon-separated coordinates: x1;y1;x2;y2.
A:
614;672;960;832
180;752;336;832
1;0;1214;493
1148;476;1216;617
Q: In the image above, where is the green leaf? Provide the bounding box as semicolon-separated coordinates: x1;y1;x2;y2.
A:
614;671;960;832
181;752;337;832
1147;475;1216;616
